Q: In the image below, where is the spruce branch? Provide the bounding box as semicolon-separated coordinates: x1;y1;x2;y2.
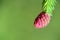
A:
42;0;56;16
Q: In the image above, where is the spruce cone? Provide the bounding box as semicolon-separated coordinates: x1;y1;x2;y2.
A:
34;12;51;28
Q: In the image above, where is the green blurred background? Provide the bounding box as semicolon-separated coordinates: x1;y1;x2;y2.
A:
0;0;60;40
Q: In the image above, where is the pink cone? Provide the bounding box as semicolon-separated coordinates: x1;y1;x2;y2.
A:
34;11;51;28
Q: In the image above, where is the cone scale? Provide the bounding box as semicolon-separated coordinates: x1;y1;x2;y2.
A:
34;0;56;28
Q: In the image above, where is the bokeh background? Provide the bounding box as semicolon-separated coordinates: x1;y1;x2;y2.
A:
0;0;60;40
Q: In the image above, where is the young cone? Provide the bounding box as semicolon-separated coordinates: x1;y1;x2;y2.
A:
34;12;50;28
